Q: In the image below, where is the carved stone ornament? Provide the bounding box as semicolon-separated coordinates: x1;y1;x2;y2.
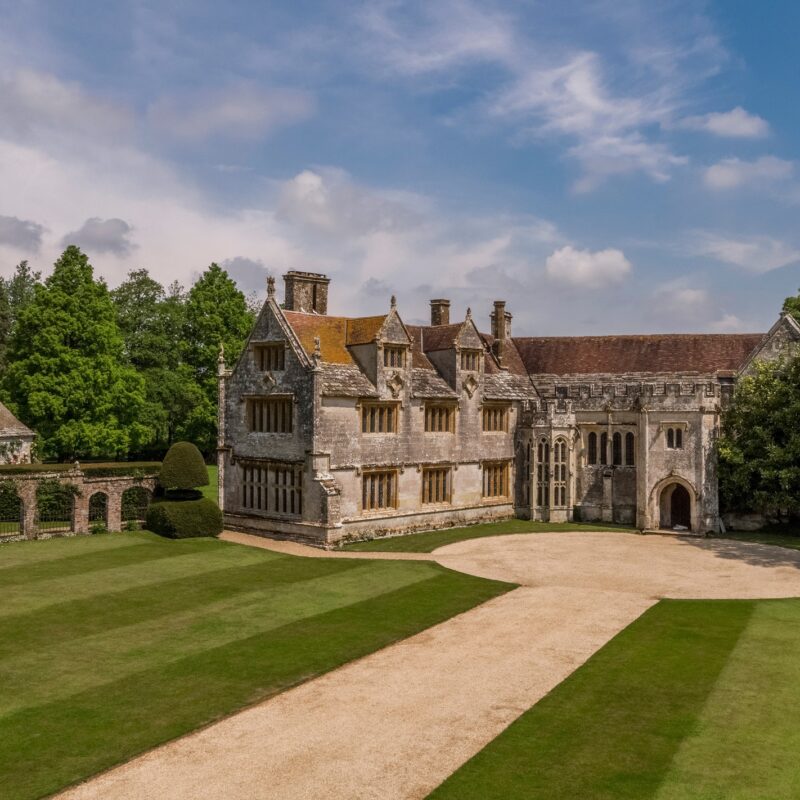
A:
387;372;404;398
462;373;479;398
262;372;276;388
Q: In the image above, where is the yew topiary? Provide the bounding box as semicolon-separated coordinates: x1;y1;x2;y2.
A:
159;441;209;490
146;498;222;538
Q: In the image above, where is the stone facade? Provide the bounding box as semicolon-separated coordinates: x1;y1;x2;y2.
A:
219;273;800;547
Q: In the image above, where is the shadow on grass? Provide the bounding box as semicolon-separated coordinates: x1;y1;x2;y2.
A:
679;531;800;570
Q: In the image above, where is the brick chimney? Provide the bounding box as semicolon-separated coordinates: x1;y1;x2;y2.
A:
430;299;450;326
283;271;330;314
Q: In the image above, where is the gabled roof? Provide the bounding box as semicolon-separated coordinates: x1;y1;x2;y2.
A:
0;402;34;438
282;311;352;364
346;315;388;346
513;333;765;376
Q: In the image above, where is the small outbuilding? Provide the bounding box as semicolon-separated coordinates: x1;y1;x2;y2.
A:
0;402;35;464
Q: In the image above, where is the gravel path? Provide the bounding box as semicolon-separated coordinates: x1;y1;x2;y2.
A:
58;531;800;800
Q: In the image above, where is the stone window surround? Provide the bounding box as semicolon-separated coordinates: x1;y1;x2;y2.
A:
245;394;294;434
421;465;452;505
358;400;400;434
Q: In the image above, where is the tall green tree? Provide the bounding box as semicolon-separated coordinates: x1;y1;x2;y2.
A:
4;247;151;460
182;263;254;453
718;354;800;521
112;269;201;453
0;279;11;373
7;260;42;325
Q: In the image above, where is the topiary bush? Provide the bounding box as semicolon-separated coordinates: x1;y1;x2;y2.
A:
146;498;222;539
159;442;209;491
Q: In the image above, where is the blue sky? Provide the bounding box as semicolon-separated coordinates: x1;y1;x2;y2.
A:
0;0;798;335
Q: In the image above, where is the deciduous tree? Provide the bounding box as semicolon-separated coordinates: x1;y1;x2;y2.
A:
4;247;150;460
718;354;800;522
182;263;254;452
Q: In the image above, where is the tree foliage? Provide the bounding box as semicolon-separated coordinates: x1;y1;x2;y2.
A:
718;354;800;520
3;247;150;460
182;263;254;452
782;287;800;323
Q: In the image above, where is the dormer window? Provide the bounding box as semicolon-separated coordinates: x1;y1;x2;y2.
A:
460;350;480;371
255;343;285;371
383;346;406;368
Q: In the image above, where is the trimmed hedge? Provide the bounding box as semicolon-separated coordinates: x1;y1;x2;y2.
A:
159;442;209;490
0;462;161;478
145;498;222;539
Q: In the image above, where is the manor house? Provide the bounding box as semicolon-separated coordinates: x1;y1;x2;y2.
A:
218;271;799;546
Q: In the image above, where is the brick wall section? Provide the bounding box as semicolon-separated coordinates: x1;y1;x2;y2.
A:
0;470;157;542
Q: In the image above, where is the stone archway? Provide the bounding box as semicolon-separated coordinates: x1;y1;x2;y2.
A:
659;482;692;530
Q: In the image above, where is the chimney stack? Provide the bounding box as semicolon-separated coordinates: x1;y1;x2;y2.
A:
491;300;511;341
430;298;451;326
283;271;330;314
491;301;512;366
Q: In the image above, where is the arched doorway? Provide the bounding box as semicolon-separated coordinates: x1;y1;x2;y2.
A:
659;482;692;530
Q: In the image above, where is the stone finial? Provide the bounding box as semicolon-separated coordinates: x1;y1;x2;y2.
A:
313;335;322;365
390;294;397;310
217;343;226;376
267;275;276;299
466;306;472;320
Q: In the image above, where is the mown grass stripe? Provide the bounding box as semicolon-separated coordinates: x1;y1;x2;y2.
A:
0;566;511;800
0;532;146;569
0;555;359;660
0;539;219;588
0;544;275;618
654;600;800;800
429;600;755;800
0;560;437;716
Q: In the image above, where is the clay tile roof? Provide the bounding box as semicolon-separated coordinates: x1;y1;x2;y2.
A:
346;315;387;346
512;333;766;376
417;323;464;352
0;402;34;437
480;333;528;376
282;311;352;364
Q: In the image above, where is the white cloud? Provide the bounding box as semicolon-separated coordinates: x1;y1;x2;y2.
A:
708;313;748;332
694;233;800;273
356;2;724;190
276;168;425;237
0;68;133;143
0;214;45;251
681;106;768;138
545;246;632;288
703;156;793;190
654;279;709;310
147;84;315;142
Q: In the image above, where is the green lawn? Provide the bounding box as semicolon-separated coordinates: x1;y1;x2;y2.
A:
0;531;511;800
342;518;637;553
202;464;218;503
430;598;800;799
